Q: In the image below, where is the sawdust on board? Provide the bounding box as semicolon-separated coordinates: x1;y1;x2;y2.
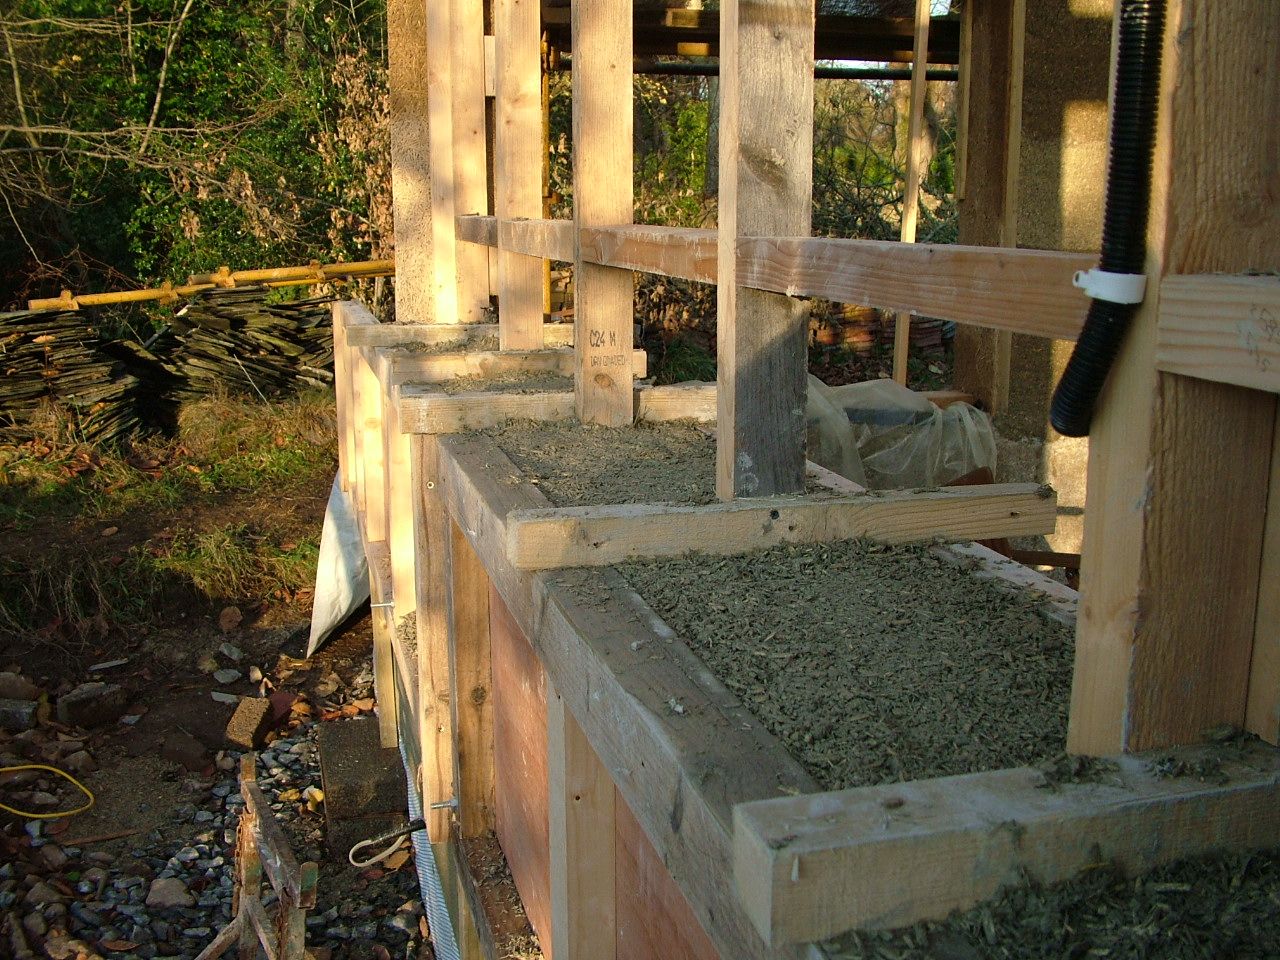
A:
391;335;501;355
617;539;1075;791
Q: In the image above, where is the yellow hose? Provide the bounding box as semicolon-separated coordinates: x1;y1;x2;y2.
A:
0;764;95;819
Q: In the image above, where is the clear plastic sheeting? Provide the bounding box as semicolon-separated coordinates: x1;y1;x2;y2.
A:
807;377;996;490
806;374;869;487
307;473;370;657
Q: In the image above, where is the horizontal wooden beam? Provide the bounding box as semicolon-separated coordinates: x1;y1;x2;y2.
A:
457;214;498;247
734;740;1280;944
1156;273;1280;393
500;218;575;262
580;224;717;284
384;346;647;383
505;483;1057;570
738;237;1092;340
456;219;1092;338
346;321;574;349
399;380;717;434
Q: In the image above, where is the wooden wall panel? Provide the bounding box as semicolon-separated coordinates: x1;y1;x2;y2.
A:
615;790;718;960
490;584;552;954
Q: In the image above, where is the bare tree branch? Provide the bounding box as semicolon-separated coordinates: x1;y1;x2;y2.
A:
139;0;196;157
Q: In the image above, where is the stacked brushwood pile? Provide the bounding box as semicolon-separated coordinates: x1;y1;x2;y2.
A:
0;309;159;443
1;288;338;443
167;288;336;399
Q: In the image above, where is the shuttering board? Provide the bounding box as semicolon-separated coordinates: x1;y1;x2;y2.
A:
490;583;552;956
615;791;718;960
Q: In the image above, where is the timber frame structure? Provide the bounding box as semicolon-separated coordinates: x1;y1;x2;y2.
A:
328;0;1280;957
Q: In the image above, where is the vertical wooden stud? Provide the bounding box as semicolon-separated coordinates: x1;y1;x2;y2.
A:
387;0;435;323
331;304;352;492
378;357;418;621
952;0;1023;414
891;0;932;385
454;0;495;322
412;434;456;841
494;0;546;348
426;0;462;324
572;0;635;425
446;519;496;835
548;684;616;960
355;348;388;545
1068;0;1279;754
715;0;816;499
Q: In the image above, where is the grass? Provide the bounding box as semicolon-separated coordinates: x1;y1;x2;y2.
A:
0;389;337;645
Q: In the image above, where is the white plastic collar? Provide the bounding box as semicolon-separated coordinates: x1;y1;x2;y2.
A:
1073;267;1148;305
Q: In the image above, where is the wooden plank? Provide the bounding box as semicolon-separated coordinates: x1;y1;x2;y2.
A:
452;0;492;322
367;540;400;747
494;0;545;347
447;519;496;836
715;0;815;499
401;387;575;434
457;214;499;248
411;435;455;841
386;0;434;324
548;684;616;960
615;795;718;960
532;569;815;960
505;484;1058;570
501;218;575;264
1070;0;1280;753
348;317;501;348
241;776;315;908
354;348;388;547
375;355;417;621
571;0;634;425
1155;273;1280;393
733;742;1280;944
740;238;1090;340
460;219;1093;341
331;303;354;492
580;225;717;284
634;382;717;423
891;0;931;385
424;0;461;324
490;585;552;953
1247;433;1280;745
387;346;646;383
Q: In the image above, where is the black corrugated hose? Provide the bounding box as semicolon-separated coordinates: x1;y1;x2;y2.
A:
1049;0;1165;437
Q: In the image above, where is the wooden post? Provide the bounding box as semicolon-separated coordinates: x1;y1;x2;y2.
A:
548;684;616;960
378;356;418;621
450;0;494;323
890;0;932;385
412;435;457;841
494;0;546;348
1247;436;1280;745
387;0;434;323
425;0;462;324
234;787;261;959
572;0;635;425
1068;0;1279;754
952;0;1023;413
447;519;496;835
331;304;354;492
715;0;816;499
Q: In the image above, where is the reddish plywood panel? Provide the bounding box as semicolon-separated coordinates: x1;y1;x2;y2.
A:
615;787;719;960
490;584;552;955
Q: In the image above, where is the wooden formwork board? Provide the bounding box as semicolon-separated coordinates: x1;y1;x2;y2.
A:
385;346;646;383
436;431;1280;958
344;320;575;349
398;381;718;434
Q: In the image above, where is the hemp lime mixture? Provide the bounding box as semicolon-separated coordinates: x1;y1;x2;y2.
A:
617;539;1075;790
823;847;1280;959
481;419;717;505
392;334;500;354
480;419;827;506
438;372;573;395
